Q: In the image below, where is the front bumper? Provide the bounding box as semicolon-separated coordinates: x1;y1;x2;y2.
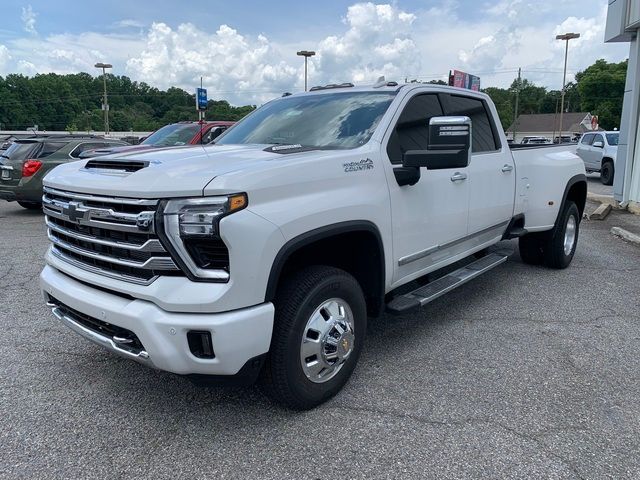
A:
40;265;274;376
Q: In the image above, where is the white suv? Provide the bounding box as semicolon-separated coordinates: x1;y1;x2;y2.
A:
576;131;618;185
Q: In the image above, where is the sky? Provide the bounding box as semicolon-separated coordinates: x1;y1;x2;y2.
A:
0;0;631;105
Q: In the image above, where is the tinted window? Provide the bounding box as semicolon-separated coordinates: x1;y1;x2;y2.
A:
70;142;110;158
142;124;201;147
606;133;619;145
39;142;67;158
444;95;497;153
0;141;40;161
216;91;396;149
386;94;443;164
581;134;595;145
593;134;604;145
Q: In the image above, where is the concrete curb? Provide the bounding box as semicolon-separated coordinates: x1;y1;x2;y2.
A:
611;227;640;246
590;203;612;220
586;192;621;208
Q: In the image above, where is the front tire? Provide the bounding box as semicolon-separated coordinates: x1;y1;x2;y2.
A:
601;161;614;186
260;266;367;410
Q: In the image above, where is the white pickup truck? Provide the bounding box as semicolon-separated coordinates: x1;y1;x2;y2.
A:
40;83;586;409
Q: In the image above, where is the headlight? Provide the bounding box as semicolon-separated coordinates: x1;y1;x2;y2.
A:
159;194;247;282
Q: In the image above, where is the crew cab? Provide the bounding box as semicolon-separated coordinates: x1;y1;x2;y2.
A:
576;131;618;185
79;121;236;159
40;83;586;410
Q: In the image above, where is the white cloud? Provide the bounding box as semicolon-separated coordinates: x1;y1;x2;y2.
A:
21;5;37;35
113;19;146;29
316;3;418;84
125;23;297;104
0;45;11;75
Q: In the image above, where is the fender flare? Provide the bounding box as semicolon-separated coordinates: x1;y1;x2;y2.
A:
554;173;587;230
264;220;386;308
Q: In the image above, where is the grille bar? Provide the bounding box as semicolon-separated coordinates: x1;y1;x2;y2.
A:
46;217;165;253
48;230;178;270
43;198;153;234
43;186;158;206
50;247;159;285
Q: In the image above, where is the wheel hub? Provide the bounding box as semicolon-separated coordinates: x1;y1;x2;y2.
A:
564;215;577;256
300;298;355;384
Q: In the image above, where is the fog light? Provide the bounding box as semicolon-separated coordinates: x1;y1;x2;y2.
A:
187;330;215;359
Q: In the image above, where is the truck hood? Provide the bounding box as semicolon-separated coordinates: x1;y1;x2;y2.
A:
79;144;154;159
43;144;310;198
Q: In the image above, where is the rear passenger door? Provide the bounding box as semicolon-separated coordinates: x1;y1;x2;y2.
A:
441;94;515;236
589;134;605;170
576;133;595;169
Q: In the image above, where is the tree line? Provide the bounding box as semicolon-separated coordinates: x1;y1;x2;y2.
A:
0;58;627;133
0;73;256;132
482;59;627;131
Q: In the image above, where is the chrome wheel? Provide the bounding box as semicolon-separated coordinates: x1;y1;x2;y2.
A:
564;215;577;256
300;298;355;384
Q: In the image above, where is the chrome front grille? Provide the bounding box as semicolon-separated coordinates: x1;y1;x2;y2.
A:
43;187;182;285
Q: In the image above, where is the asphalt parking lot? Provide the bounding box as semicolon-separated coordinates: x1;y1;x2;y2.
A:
1;198;639;479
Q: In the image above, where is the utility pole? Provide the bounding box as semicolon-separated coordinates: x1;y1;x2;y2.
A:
94;62;112;135
513;67;521;143
296;51;316;91
552;95;560;144
556;33;580;143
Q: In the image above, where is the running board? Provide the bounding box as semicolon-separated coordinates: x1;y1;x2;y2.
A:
386;253;509;314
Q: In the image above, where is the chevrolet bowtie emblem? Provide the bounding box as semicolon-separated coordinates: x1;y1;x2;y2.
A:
62;201;87;223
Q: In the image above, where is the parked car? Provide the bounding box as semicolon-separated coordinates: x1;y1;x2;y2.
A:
520;136;550;145
576;131;618;185
553;135;576;144
78;121;235;159
0;135;128;209
41;83;586;409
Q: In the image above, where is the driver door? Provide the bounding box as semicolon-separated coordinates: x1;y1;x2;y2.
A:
383;92;470;285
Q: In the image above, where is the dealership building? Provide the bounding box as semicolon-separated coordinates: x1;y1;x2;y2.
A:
606;0;640;210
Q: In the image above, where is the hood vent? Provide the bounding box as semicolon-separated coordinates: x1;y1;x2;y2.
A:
84;159;149;173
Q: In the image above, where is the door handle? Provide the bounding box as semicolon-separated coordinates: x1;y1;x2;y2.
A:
501;164;514;173
450;172;467;182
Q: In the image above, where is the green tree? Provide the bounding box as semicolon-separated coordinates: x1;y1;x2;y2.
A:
0;72;256;131
576;59;627;130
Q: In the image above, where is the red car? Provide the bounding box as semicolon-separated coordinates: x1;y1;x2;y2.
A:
79;121;235;159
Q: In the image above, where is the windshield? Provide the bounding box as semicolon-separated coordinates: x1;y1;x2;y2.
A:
606;133;619;146
0;141;39;161
216;91;396;149
142;124;201;147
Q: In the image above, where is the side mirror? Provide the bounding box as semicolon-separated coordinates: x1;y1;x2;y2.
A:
402;116;472;170
592;141;604;148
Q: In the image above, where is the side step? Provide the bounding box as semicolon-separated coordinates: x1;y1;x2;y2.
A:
386;253;508;314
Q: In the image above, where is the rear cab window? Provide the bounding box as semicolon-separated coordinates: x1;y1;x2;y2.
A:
441;94;500;153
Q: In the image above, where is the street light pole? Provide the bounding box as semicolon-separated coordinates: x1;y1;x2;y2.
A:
296;50;316;91
94;62;113;135
555;33;580;143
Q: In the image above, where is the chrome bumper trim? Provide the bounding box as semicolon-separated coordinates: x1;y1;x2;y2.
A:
47;302;150;362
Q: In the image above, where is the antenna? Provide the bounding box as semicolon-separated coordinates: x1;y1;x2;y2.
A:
373;76;386;88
